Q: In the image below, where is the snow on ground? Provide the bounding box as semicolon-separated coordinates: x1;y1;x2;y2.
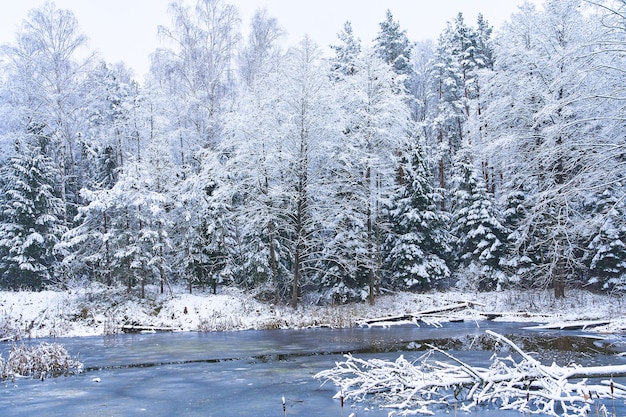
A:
0;284;624;339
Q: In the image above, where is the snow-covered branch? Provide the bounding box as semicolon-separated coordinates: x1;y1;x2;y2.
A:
315;330;626;416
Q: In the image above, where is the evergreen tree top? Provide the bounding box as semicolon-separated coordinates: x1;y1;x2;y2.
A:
330;21;362;77
374;9;412;76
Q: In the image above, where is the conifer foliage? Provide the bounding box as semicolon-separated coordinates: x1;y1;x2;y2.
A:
374;10;413;77
450;143;507;291
0;134;66;290
584;186;626;291
384;141;450;291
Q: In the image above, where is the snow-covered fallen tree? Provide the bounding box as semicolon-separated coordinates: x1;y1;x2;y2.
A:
315;330;626;416
0;342;83;380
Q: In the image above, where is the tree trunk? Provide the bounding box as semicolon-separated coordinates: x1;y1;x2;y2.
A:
103;209;112;287
435;122;446;211
268;221;280;303
553;250;566;299
553;127;565;299
292;194;304;308
292;246;301;309
366;165;375;306
292;175;306;308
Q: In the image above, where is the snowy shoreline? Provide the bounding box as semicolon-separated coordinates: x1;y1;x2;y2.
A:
1;286;624;339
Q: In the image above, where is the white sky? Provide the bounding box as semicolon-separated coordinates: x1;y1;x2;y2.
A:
0;0;541;81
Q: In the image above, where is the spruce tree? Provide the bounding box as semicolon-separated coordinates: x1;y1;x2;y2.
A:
584;186;626;290
384;140;450;291
0;135;66;290
374;10;413;77
500;183;536;287
450;143;507;291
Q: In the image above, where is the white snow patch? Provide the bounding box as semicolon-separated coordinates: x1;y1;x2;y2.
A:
0;285;624;339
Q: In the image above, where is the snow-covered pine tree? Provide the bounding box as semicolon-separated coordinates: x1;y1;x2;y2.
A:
429;17;470;210
72;146;173;298
173;149;237;295
384;139;450;291
450;142;507;291
139;137;175;296
428;13;493;210
474;13;494;70
109;165;154;297
61;187;116;287
499;181;535;288
0;133;66;290
81;62;139;190
316;22;368;304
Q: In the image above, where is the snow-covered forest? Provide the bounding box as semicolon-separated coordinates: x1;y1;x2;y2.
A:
0;0;625;307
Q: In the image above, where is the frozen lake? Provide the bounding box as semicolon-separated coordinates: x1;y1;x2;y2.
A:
1;321;625;416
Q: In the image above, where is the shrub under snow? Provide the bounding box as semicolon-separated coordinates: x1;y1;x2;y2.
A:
0;342;83;380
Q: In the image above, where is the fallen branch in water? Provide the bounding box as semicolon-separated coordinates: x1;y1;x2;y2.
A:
315;330;626;416
120;324;180;333
357;302;475;327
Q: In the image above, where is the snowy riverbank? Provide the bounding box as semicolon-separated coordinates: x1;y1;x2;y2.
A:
0;285;624;339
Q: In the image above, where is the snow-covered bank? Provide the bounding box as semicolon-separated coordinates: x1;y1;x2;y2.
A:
0;286;624;339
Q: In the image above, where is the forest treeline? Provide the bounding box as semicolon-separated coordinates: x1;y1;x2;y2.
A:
0;0;624;306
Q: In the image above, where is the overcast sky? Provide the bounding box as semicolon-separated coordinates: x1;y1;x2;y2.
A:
0;0;541;80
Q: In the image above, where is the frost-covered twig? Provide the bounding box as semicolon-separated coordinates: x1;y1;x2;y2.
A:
314;331;626;416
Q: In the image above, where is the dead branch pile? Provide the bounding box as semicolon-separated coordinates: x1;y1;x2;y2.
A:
315;330;626;416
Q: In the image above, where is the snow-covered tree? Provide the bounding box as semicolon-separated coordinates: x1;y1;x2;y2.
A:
499;181;534;287
220;50;290;298
481;0;603;297
110;161;170;297
151;0;240;160
406;40;435;124
80;62;142;190
330;21;361;78
171;149;237;295
238;8;283;88
384;139;450;291
450;143;507;291
374;10;413;78
322;48;410;304
0;2;97;223
427;13;494;210
584;185;626;290
61;185;119;287
224;37;340;307
0;134;66;290
66;135;175;296
474;13;494;70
